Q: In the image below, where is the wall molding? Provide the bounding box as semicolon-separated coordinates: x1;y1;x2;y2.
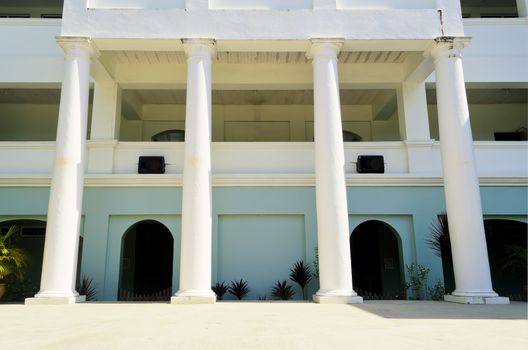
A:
0;174;526;187
0;18;61;27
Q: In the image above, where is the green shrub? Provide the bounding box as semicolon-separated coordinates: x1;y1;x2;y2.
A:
404;263;430;300
427;280;445;301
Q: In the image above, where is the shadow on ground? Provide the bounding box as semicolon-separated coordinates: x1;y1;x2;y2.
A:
349;300;528;320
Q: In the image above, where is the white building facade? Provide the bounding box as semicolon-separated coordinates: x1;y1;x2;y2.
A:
0;0;526;304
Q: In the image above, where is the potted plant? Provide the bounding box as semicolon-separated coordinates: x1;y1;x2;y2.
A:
0;225;30;300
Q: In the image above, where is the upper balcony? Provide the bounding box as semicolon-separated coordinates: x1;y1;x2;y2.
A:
61;0;454;41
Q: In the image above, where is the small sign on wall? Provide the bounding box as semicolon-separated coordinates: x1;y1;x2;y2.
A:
384;258;394;270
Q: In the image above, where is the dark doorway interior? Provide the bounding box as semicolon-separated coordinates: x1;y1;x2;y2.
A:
350;220;403;298
0;219;46;301
119;220;173;301
485;219;527;301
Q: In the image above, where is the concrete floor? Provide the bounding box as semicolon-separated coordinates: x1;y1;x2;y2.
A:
1;301;527;350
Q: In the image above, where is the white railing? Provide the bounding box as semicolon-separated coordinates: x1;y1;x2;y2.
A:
209;0;313;10
0;142;55;174
87;0;185;9
337;0;436;10
111;141;408;174
1;141;526;179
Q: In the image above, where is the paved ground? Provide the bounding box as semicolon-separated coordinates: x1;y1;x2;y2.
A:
1;301;527;350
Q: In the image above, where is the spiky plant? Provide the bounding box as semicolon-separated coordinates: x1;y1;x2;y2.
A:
228;279;250;300
289;260;313;300
271;280;295;300
76;275;97;301
212;281;229;300
0;225;30;283
425;213;451;261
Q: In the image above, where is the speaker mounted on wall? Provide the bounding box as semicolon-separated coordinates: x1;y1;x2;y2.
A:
356;155;385;174
138;156;166;174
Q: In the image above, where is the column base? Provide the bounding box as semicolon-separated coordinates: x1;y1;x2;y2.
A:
171;290;216;304
313;294;363;304
171;295;216;304
444;294;510;305
25;295;86;305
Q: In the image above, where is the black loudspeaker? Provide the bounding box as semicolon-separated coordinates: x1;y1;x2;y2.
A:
357;155;384;174
138;156;166;174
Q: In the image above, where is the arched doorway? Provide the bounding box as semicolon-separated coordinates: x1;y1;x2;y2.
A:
350;220;404;298
484;219;527;301
0;219;47;301
118;220;174;301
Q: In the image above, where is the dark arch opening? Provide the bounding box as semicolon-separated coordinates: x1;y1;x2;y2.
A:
484;219;527;301
118;220;174;301
350;220;404;299
0;219;47;301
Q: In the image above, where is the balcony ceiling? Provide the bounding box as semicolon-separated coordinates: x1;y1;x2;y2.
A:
102;50;409;65
124;89;391;106
1;88;525;106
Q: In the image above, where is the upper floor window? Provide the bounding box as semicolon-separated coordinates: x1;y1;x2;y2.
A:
0;0;63;19
461;0;519;18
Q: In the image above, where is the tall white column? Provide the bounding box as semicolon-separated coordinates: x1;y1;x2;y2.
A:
308;39;362;304
26;37;94;305
172;39;216;304
431;37;508;304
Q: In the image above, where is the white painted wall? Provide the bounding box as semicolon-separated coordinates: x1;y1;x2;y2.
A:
462;20;528;83
2;140;526;177
0;102;93;141
0;104;59;141
87;0;185;10
337;0;435;10
428;104;527;141
61;0;448;39
210;0;313;10
0;20;63;83
119;104;401;142
112;141;409;174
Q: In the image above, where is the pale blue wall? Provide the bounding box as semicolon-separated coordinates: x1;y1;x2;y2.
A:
0;185;526;301
217;214;306;300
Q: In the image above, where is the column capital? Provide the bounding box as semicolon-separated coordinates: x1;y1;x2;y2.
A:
428;36;471;61
182;38;216;59
56;36;98;58
307;38;344;60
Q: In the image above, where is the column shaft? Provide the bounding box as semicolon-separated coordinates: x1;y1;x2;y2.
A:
431;38;508;304
26;38;93;304
172;39;216;304
309;39;362;304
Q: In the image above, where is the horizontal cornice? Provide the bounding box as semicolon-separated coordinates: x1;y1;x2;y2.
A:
0;174;526;187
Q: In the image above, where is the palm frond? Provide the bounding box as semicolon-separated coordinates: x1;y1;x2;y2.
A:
271;280;295;300
425;213;451;260
228;279;250;300
76;275;97;301
212;281;229;300
0;225;30;281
